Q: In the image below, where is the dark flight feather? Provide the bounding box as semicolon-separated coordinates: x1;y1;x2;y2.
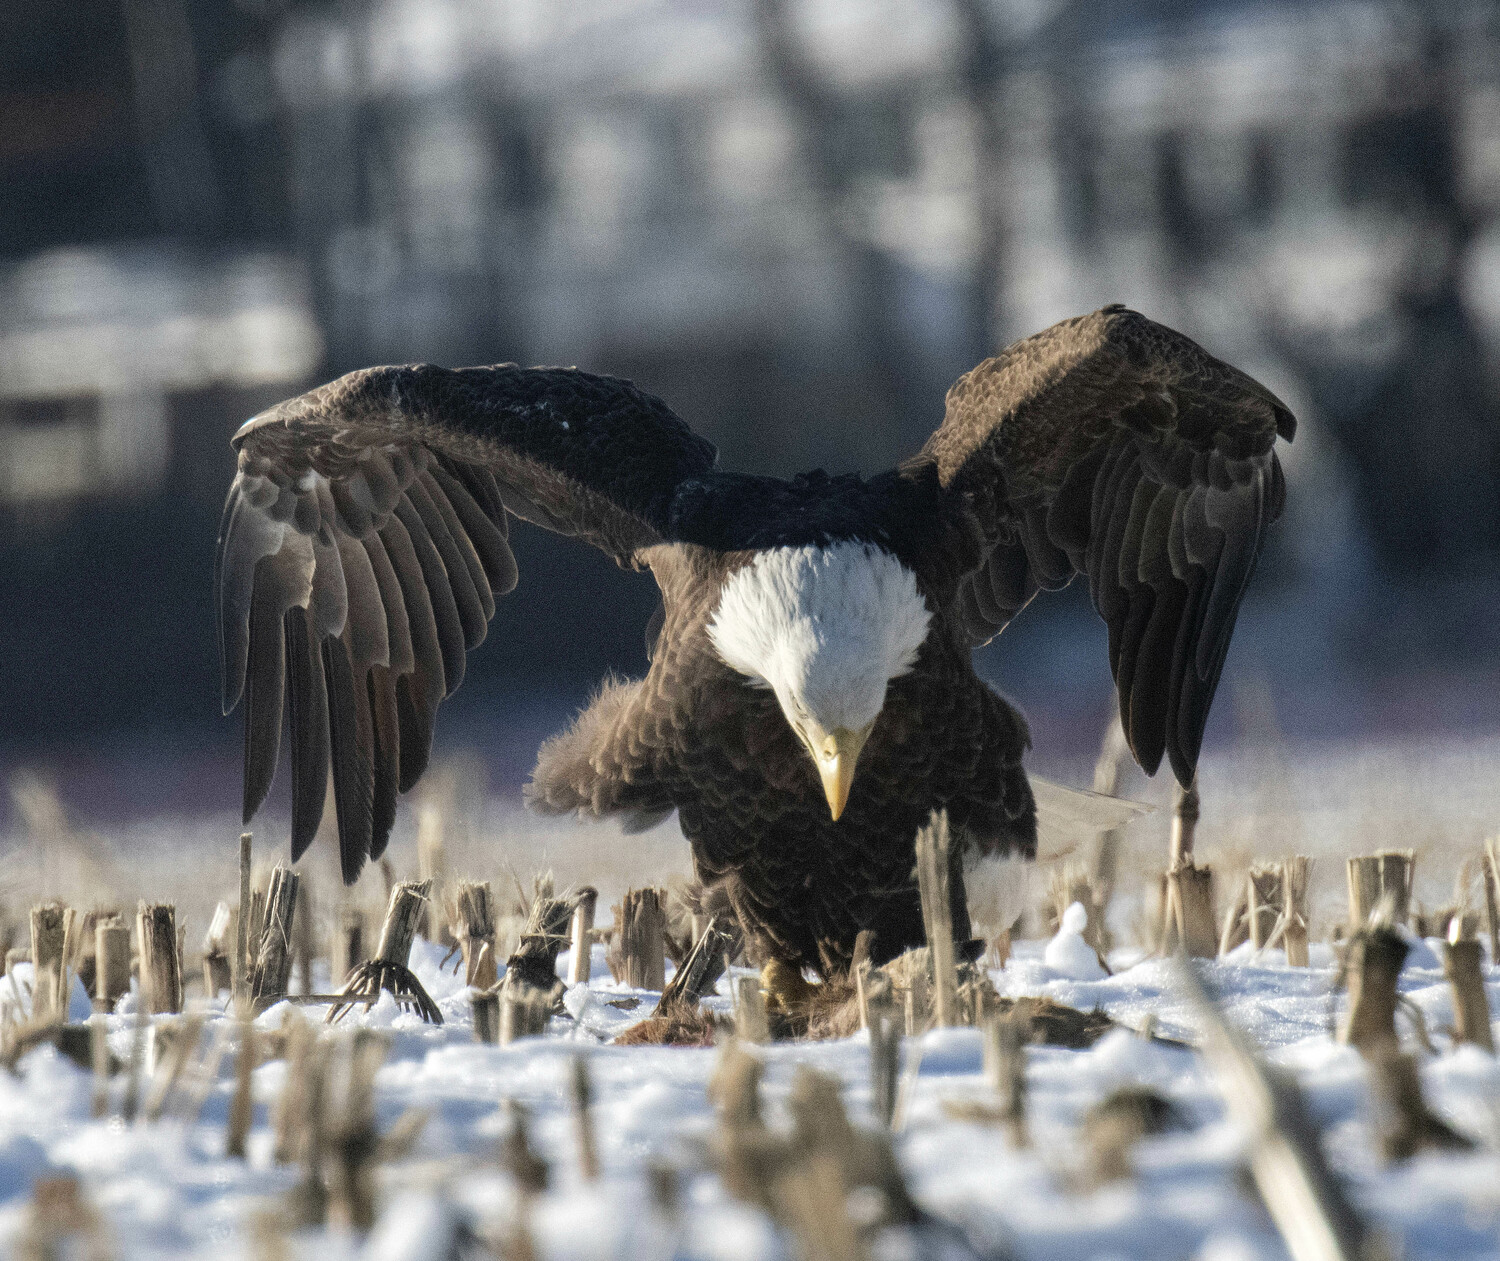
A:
323;634;374;883
284;605;329;861
909;304;1293;785
241;561;287;823
217;364;717;879
405;474;487;651
367;665;400;859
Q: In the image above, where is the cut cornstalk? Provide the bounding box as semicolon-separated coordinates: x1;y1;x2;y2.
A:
452;880;498;989
202;902;234;1000
914;810;958;1028
1443;937;1493;1053
1347;851;1414;930
570;1055;599;1180
982;1011;1030;1148
328;880;441;1024
1179;961;1377;1261
94;918;131;1011
618;888;666;992
868;981;901;1129
250;867;300;1008
137;903;183;1015
654;916;732;1016
1160;781;1216;958
500;982;551;1044
234;832;252;1002
566;887;598;987
1281;857;1312;968
1338;925;1407;1057
30;902;70;1023
732;974;769;1044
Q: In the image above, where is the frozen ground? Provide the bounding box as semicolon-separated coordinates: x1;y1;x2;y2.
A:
0;934;1497;1260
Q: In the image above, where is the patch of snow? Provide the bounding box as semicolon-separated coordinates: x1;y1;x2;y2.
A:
0;933;1497;1257
1043;902;1107;981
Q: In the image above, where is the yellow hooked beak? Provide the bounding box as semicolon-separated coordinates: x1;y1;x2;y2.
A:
812;724;873;821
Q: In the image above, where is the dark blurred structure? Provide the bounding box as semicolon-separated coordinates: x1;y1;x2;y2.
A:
3;0;1500;795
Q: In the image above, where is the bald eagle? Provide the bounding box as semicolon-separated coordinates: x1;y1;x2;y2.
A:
218;306;1293;975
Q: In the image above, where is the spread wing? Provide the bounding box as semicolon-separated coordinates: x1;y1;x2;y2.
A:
216;363;717;880
911;305;1295;784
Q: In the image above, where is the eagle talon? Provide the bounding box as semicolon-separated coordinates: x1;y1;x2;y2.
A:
760;959;816;1014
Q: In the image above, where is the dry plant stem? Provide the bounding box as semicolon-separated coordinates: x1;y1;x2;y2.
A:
1338;927;1408;1056
251;867;300;1008
145;1014;205;1122
1347;852;1414;930
226;1002;254;1158
884;948;932;1038
774;1153;862;1261
176;1020;233;1125
1219;883;1250;958
69;908;107;1000
89;1015;109;1118
17;1177;108;1261
619;888;667;991
732;973;769;1044
235;833;252;1002
1366;1050;1474;1160
570;1056;600;1180
1249;866;1284;949
867;983;901;1129
854;959;873;1031
1483;839;1500;964
137;903;183;1015
94;919;130;1010
566;888;598;987
1170;779;1199;867
500;983;551;1043
452;880;498;988
247;883;266;985
1282;857;1312;967
472;978;499;1044
280;1021;331;1225
328;880;442;1025
293;875;314;998
914;811;958;1027
324;1030;389;1232
29;902;69;1024
202;902;234;999
1160;781;1216;958
1443;939;1493;1052
655;916;732;1016
498;1102;547;1261
1179;961;1378;1261
990;927;1012;969
273;1014;318;1165
1161;865;1217;959
122;999;148;1124
982;1012;1030;1148
505;881;578;991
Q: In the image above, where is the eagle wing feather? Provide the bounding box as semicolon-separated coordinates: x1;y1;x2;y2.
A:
217;364;717;879
912;305;1295;784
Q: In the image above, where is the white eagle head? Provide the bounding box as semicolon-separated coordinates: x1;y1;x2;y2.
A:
707;541;932;819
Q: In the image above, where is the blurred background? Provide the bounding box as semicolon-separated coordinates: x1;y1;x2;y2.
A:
2;0;1500;850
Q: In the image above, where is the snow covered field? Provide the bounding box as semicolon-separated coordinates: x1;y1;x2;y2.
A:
1;932;1497;1260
